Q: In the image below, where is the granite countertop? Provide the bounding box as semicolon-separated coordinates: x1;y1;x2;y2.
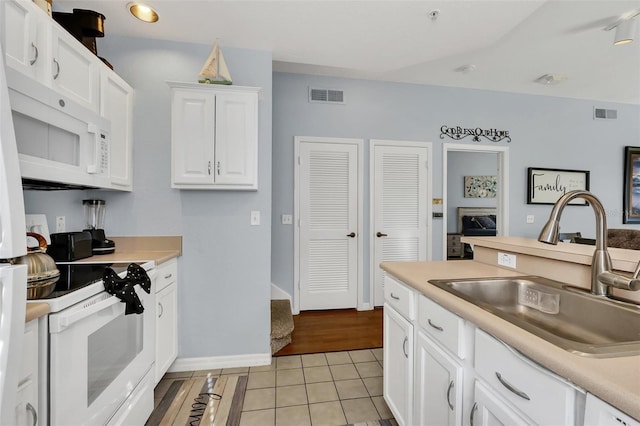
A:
380;260;640;421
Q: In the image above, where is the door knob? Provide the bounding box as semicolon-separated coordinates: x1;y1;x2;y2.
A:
347;232;356;238
376;232;388;237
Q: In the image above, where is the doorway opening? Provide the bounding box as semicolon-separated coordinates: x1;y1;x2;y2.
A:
442;144;509;260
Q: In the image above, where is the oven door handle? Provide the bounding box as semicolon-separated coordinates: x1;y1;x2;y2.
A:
50;294;123;333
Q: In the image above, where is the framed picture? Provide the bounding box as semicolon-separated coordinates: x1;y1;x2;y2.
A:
623;146;640;224
464;176;497;198
527;167;590;205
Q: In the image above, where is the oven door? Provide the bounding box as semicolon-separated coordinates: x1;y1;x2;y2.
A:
48;285;154;425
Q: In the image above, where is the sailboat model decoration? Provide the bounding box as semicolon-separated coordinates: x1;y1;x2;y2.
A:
199;41;232;85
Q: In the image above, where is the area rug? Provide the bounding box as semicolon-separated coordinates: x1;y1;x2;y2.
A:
147;375;248;426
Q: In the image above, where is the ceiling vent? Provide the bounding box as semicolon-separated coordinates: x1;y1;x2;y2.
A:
309;87;345;104
593;107;618;120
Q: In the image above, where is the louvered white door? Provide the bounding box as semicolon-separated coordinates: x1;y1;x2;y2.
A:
299;141;359;310
372;143;429;307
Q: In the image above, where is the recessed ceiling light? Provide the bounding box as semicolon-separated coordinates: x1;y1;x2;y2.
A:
534;74;568;85
128;2;159;23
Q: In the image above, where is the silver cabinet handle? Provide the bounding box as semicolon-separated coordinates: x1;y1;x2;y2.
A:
26;402;37;426
390;292;400;300
52;58;60;79
470;402;477;426
158;302;164;318
495;372;530;400
164;273;173;279
402;336;408;358
446;380;454;410
427;318;444;332
207;161;212;175
217;161;220;175
30;43;38;66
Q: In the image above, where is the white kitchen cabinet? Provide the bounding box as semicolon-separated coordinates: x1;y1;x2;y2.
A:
50;25;100;112
584;393;640;426
414;331;463;426
169;82;259;190
383;303;413;426
15;319;39;426
472;381;531;426
101;69;134;190
474;328;580;426
0;0;50;81
155;258;178;384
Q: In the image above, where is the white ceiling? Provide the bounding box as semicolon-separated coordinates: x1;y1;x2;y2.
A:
54;0;640;104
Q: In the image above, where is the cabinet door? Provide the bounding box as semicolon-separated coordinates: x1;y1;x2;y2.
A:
383;304;413;426
584;393;640;426
101;69;133;190
214;91;258;187
472;381;530;426
1;0;49;81
50;25;99;111
415;332;463;426
15;320;38;426
171;89;215;186
155;282;178;384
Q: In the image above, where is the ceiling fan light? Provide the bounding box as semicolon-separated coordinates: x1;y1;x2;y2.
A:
128;2;159;23
614;18;637;45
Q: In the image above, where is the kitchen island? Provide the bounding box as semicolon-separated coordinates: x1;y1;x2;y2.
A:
381;236;640;422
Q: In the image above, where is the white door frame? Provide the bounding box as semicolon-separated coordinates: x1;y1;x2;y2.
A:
442;143;510;260
369;139;433;308
294;136;364;315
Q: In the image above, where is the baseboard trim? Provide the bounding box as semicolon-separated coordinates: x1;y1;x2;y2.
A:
271;283;292;303
358;302;372;311
168;352;272;372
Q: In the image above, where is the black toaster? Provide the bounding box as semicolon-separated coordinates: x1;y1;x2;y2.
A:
47;231;94;261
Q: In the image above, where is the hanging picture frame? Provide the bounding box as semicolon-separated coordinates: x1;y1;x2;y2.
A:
527;168;589;205
464;176;497;198
623;146;640;224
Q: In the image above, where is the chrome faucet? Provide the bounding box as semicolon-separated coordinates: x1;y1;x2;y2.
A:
538;190;640;296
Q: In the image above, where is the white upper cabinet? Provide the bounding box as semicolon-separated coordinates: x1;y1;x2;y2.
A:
169;82;259;190
1;0;50;81
50;25;100;112
101;69;134;190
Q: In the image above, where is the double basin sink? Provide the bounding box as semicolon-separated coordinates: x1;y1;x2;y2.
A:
428;276;640;357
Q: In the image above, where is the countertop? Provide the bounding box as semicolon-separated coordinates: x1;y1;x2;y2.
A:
380;260;640;421
25;236;182;322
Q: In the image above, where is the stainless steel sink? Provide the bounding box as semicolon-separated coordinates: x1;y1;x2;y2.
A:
428;276;640;357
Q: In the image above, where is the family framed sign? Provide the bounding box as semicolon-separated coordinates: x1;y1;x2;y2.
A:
527;167;590;205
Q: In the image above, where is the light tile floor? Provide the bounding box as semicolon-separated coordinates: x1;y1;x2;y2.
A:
159;348;397;426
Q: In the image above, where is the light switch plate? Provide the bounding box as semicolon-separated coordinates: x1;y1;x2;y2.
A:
526;215;535;224
281;214;292;225
251;210;260;226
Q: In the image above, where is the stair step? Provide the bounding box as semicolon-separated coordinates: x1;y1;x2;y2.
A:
271;299;294;354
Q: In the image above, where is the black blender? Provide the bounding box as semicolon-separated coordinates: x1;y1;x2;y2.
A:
83;199;115;255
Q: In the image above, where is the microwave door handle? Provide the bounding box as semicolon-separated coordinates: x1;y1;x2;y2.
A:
49;295;123;333
86;123;99;174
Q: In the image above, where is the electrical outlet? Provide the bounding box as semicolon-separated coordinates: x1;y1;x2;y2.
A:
250;210;260;226
56;216;65;232
281;214;292;225
497;252;517;268
526;215;535;224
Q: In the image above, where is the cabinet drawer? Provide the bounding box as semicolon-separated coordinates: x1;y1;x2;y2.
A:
475;329;577;425
384;275;415;320
156;258;177;293
417;295;466;358
447;247;462;257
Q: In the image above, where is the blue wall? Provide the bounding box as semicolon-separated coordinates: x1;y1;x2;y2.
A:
271;72;640;304
24;37;273;358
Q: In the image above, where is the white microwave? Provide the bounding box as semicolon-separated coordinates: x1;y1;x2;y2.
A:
8;73;111;189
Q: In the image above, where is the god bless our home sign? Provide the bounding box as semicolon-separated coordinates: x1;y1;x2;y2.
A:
527;168;590;205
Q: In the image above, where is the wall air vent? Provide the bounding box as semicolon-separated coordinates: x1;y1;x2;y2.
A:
309;87;345;104
594;107;618;120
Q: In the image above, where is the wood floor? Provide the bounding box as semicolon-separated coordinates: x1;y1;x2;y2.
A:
274;308;383;356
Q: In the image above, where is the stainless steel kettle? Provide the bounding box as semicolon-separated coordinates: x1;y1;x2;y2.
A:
15;232;60;299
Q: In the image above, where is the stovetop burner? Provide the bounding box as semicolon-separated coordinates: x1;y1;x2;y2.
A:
44;263;128;299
